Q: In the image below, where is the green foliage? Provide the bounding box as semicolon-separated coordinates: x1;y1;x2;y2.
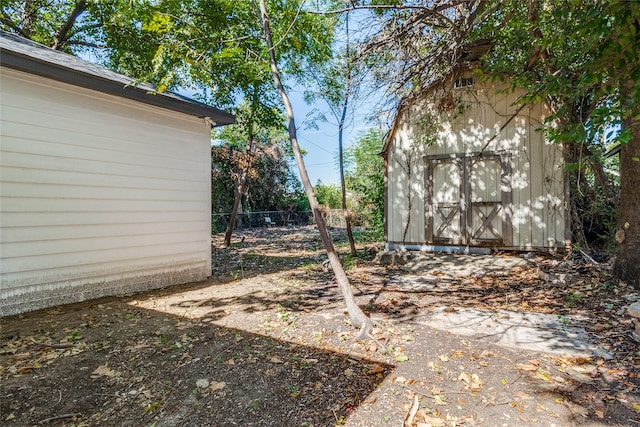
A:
211;142;302;214
211;97;304;222
345;128;386;233
314;180;342;209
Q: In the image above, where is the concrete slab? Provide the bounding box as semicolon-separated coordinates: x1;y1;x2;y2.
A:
411;306;611;359
383;252;611;359
400;252;530;276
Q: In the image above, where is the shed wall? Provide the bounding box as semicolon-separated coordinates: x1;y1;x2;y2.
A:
386;80;565;250
0;68;212;315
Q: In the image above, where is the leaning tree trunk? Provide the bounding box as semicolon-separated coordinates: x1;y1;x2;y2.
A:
258;0;374;339
224;156;253;247
614;103;640;288
223;177;247;247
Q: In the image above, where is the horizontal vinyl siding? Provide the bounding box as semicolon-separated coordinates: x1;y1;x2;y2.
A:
0;68;212;315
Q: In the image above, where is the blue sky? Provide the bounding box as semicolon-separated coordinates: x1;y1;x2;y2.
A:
287;84;382;186
289;88;371;186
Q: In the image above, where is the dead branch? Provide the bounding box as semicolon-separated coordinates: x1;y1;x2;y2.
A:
38;413;81;424
403;393;420;426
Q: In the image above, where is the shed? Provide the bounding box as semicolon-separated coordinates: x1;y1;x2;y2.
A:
0;31;235;316
382;72;568;253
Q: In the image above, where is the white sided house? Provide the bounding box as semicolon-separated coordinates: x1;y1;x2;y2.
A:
382;73;568;254
0;31;235;316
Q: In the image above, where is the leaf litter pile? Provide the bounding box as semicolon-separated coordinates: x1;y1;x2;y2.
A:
1;226;639;426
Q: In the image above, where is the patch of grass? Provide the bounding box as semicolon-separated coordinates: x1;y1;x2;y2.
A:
342;254;357;270
248;399;260;412
276;305;297;325
601;281;615;291
566;292;581;307
352;227;383;243
65;330;83;341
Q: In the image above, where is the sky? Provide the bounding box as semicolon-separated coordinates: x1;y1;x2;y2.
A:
287;87;373;186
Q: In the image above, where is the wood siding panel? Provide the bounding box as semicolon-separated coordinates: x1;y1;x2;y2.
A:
385;79;565;250
0;68;212;315
386;114;427;245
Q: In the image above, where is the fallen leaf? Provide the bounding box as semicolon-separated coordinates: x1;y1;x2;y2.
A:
13;352;31;360
479;350;494;358
208;381;226;391
367;364;384;375
17;366;34;374
92;364;117;378
536;370;552;382
516;363;538;372
594;409;604;419
458;372;483;391
144;401;163;412
196;379;209;389
433;394;447;406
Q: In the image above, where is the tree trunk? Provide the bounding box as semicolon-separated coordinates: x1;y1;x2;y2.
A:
51;0;87;50
224;179;246;247
340;133;357;256
21;0;35;39
614;109;640;288
339;12;357;257
258;0;374;339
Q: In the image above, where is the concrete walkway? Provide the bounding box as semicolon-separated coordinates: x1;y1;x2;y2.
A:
413;306;611;359
385;251;611;359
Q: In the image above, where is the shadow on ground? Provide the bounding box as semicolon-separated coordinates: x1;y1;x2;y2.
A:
0;297;391;426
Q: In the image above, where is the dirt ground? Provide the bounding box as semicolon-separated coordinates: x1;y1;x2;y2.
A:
1;226;639;427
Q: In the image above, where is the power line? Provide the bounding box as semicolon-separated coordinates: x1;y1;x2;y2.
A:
298;134;336;155
305;161;336;167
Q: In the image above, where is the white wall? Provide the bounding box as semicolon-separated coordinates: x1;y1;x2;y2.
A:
386;79;565;250
0;68;212;315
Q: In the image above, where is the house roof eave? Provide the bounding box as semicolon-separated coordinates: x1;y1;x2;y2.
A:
0;31;235;126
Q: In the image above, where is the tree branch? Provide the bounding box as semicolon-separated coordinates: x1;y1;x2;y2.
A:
0;14;27;37
309;3;457;29
52;0;87;50
64;40;108;49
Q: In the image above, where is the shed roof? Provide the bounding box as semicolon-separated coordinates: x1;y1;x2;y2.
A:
381;39;493;156
0;30;235;126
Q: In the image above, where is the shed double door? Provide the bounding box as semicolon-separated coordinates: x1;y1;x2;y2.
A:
425;153;512;247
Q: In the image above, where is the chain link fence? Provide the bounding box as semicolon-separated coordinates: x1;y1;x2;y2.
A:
211;209;350;233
